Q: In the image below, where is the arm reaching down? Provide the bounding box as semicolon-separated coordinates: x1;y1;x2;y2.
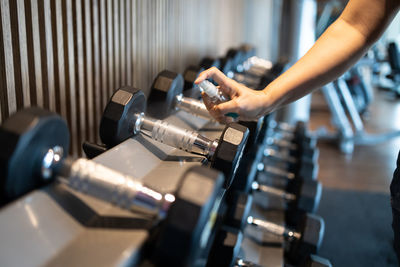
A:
195;0;400;123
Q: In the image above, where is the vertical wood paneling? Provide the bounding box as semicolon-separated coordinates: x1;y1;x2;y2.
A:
0;0;9;122
54;1;67;119
75;0;86;155
1;0;17;115
92;0;101;143
0;0;276;155
84;0;94;142
99;0;107;109
65;0;78;155
43;0;56;111
16;0;30;107
106;0;114;101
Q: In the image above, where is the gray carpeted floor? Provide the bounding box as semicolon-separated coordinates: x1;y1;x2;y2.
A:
317;188;398;267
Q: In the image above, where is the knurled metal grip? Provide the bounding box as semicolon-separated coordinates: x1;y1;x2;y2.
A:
151;120;199;153
175;94;211;120
253;182;296;201
258;163;294;180
247;216;301;240
137;114;217;157
67;158;169;214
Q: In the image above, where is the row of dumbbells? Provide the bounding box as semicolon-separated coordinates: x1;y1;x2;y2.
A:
93;44;330;267
169;45;329;266
0;45;329;266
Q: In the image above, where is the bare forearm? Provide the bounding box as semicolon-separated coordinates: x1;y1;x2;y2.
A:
263;0;400;112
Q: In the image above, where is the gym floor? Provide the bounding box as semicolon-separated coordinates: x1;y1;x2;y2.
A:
309;88;400;266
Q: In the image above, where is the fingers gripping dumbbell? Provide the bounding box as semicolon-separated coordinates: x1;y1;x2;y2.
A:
0;107;225;267
100;87;249;187
226;192;325;265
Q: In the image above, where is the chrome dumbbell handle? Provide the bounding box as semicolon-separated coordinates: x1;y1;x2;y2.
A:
266;137;298;150
60;158;173;217
175;94;211;120
247;216;301;240
252;182;296;201
257;163;295;180
134;113;218;158
264;148;297;164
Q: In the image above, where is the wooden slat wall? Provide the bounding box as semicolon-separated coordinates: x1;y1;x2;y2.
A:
0;0;276;156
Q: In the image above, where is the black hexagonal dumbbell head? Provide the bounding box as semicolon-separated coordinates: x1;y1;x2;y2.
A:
100;86;146;147
148;69;212;120
0;107;69;204
147;70;184;119
304;254;332;267
206;225;243;267
286;213;325;265
238;118;264;154
199;57;221;70
183;65;204;92
153;166;224;266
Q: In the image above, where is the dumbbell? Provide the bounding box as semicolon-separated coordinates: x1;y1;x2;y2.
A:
230;147;321;220
206;225;263;267
303;254;333;267
268;120;317;149
199;57;221;70
263;124;319;180
0;107;224;266
225;192;324;265
147;70;214;120
100;87;249;187
199;54;235;76
182;65;204;98
226;48;246;72
262;146;319;181
264;135;319;163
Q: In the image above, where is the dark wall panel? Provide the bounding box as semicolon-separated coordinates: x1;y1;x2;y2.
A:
0;0;277;156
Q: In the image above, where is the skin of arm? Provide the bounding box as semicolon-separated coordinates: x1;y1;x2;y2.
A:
194;0;400;123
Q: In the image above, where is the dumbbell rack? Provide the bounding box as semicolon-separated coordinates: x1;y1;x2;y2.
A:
0;110;286;266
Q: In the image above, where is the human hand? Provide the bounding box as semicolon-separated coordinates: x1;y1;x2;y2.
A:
194;67;270;123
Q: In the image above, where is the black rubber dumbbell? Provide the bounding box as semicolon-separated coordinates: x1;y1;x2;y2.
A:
206;225;264;267
230;146;322;221
182;65;204;98
303;254;333;267
100;87;249;188
264;135;319;163
199;57;221;70
147;70;216;120
254;114;317;161
225;192;324;265
0;107;225;267
268;120;317;149
261;146;319;181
